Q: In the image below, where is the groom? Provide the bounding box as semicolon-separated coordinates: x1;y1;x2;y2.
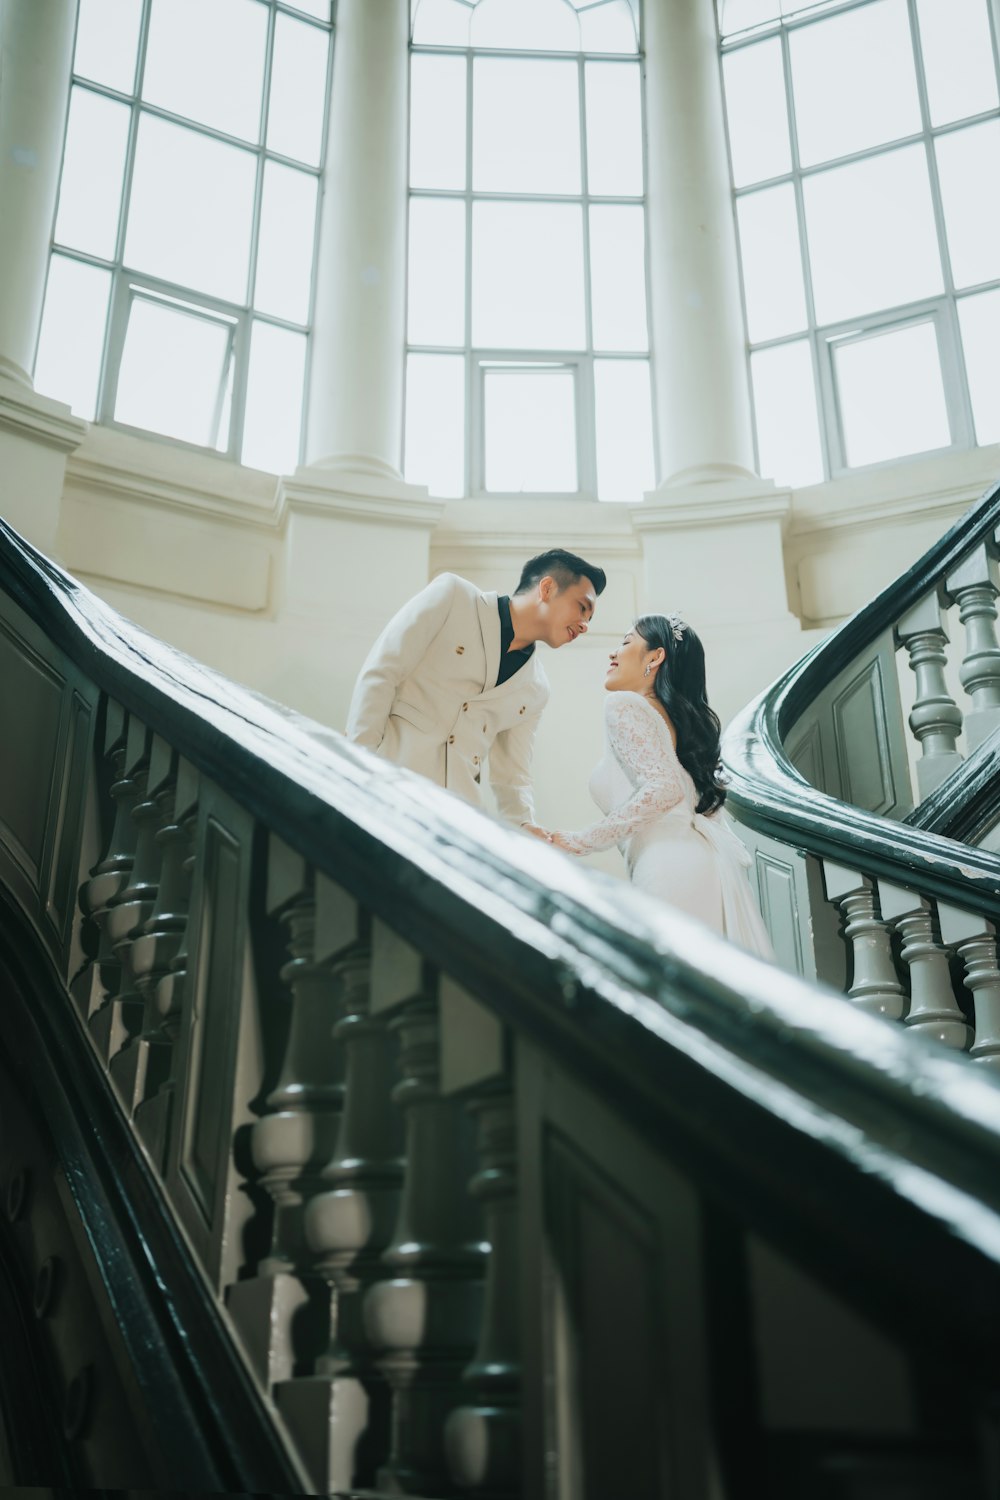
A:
346;549;606;825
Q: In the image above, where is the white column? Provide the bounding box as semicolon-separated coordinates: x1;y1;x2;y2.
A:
304;0;409;477
280;0;439;734
643;0;755;486
0;0;77;386
0;0;85;558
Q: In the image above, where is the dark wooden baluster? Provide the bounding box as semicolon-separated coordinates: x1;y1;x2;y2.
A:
277;877;406;1495
227;841;343;1400
362;923;486;1497
108;736;182;1112
79;710;148;1063
133;759;199;1172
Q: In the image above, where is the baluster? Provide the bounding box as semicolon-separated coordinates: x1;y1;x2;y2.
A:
363;923;485;1497
946;544;1000;752
79;711;149;1062
133;761;199;1172
108;736;181;1113
938;904;1000;1068
878;883;971;1052
896;592;964;799
441;978;519;1500
822;863;905;1019
278;878;405;1496
227;839;342;1399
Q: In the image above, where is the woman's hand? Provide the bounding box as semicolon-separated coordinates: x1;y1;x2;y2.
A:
548;831;579;853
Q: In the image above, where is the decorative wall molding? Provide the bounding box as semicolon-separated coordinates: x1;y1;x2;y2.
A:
0;376;87;453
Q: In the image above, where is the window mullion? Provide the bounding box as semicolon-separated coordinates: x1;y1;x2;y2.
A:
578;53;595;498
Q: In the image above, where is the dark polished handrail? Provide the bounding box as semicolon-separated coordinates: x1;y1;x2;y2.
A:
905;732;1000;844
6;519;1000;1369
723;481;1000;920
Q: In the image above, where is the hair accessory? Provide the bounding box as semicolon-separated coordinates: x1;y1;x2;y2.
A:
666;612;685;643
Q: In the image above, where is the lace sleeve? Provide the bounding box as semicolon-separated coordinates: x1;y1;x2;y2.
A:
555;694;687;855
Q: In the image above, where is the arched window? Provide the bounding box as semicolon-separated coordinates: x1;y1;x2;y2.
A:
35;0;332;475
405;0;655;501
720;0;1000;484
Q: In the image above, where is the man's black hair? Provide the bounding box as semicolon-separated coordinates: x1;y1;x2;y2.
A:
513;549;606;597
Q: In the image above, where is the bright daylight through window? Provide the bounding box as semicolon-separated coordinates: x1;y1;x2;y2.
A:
34;0;332;475
404;0;654;501
720;0;1000;486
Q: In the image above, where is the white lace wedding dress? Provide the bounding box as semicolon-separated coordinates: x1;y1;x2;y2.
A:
557;692;773;957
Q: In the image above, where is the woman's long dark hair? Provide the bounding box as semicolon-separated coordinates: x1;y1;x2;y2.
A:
635;614;726;815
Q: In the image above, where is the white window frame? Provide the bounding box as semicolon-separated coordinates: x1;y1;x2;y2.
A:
42;0;333;465
720;0;1000;480
407;19;656;501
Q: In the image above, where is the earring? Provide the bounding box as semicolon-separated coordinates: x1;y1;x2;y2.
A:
644;664;651;677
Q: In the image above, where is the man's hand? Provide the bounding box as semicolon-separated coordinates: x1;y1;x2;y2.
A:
522;823;554;842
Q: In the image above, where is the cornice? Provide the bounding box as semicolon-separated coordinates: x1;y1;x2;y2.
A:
277;469;444;530
0;379;87;454
631;485;792;533
66;453;283;531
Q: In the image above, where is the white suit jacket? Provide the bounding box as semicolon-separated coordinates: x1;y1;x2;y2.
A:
346;573;549;823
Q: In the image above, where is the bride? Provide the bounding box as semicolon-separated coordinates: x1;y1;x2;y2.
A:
537;613;773;957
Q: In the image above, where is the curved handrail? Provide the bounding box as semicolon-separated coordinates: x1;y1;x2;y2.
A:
0;517;997;1218
723;480;1000;921
6;516;1000;1492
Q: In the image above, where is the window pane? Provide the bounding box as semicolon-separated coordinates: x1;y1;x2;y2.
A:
594;360;654;501
55;88;130;259
255;162;319;324
719;0;780;35
115;297;232;447
33;257;111;420
803;146;942;325
484;369;577;493
408;198;465;346
73;0;143;92
267;12;330;167
143;0;268;142
959;290;1000;446
833;322;950;467
589;206;648;351
579;2;638;55
585;62;643;197
472;202;585;349
125;115;257;303
241;322;306;473
285;0;330;18
916;0;998;127
751;340;824;486
410;54;467;191
736;184;807;342
471;0;580;51
790;0;921;168
936;122;1000;291
405;353;465;497
473;58;580;194
723;40;791;188
412;0;472;46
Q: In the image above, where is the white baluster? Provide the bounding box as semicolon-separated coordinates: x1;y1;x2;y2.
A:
896;592;964;798
822;863;905;1019
878;883;971;1052
937;904;1000;1069
946;544;1000;752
